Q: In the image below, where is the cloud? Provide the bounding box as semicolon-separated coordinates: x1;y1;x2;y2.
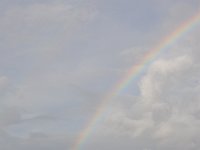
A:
0;76;10;96
0;107;22;127
88;54;200;149
0;130;72;150
0;1;98;148
0;1;96;66
0;0;200;149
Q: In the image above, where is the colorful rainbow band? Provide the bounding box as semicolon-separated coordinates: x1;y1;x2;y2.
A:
72;11;200;150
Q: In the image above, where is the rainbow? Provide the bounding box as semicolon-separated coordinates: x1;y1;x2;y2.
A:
72;11;200;150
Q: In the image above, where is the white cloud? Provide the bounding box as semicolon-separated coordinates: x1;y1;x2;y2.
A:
140;55;193;103
92;54;200;149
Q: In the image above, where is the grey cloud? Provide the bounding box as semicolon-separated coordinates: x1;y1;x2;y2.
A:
0;107;22;127
1;0;200;149
0;1;96;73
0;130;72;150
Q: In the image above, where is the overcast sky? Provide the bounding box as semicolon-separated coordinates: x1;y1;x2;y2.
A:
1;0;200;149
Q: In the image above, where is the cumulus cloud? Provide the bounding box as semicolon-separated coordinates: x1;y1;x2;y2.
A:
90;54;200;150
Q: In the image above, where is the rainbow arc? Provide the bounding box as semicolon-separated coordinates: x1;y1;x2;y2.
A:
72;11;200;150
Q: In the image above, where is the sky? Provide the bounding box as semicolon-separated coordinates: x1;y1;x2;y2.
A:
1;0;200;149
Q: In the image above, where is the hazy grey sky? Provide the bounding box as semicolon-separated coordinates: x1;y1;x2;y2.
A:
1;0;200;149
